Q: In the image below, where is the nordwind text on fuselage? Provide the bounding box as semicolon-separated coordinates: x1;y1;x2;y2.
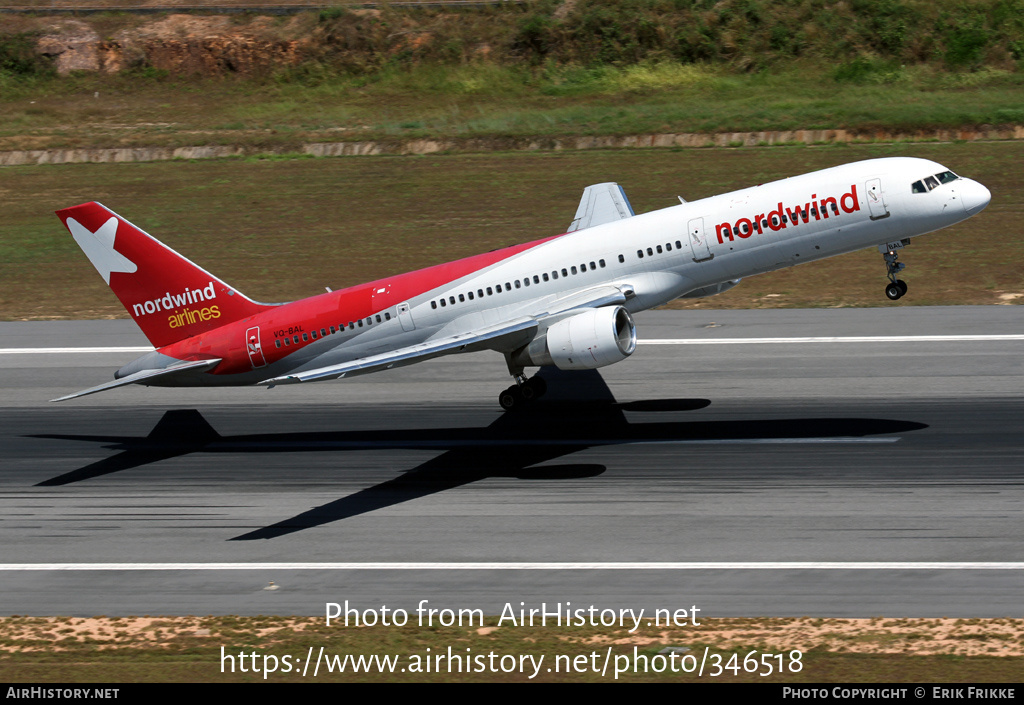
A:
715;185;861;244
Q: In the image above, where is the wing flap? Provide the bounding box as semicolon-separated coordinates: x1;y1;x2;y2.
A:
50;358;221;402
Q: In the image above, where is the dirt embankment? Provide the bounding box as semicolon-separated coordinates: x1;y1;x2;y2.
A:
22;13;319;75
11;0;1024;79
14;8;502;77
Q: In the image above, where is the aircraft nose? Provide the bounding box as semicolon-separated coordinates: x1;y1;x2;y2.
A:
960;178;991;216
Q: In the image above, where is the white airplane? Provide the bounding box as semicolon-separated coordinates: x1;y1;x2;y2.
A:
54;156;990;409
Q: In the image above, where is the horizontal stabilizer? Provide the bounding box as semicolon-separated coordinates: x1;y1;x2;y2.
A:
568;182;635;232
50;358;221;402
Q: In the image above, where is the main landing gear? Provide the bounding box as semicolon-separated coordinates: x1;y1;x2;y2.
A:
499;352;550;411
498;368;548;411
880;241;910;301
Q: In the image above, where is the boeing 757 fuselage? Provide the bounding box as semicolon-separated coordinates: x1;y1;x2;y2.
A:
54;156;991;409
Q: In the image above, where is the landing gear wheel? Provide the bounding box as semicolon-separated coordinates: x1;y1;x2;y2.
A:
895;279;908;295
524;376;547;399
499;385;523;411
498;375;548;411
885;282;904;301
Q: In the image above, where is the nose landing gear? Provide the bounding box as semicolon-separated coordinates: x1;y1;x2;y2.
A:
880;240;910;301
885;279;908;301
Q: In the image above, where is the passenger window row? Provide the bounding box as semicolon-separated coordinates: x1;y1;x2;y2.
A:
637;240;684;259
274;311;393;348
429;258;608;310
274;248;627;350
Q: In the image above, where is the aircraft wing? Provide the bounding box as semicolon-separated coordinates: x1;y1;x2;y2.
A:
260;283;633;387
50;358;222;402
567;182;635;232
540;283;630;316
260;318;539;386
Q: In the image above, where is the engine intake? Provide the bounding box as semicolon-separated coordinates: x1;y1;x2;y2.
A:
513;306;637;370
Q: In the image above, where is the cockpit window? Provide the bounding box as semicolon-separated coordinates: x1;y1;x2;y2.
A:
912;171;961;194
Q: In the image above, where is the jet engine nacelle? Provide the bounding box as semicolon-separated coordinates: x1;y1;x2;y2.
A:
513;306;637;370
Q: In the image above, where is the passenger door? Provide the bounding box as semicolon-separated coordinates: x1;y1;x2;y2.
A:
688;217;714;262
245;326;267;368
866;179;890;220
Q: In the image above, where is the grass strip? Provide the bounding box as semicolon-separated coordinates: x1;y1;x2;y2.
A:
2;63;1024;152
2;141;1021;321
1;615;1022;682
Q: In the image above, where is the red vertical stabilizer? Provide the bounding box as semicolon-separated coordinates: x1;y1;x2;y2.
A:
57;202;275;348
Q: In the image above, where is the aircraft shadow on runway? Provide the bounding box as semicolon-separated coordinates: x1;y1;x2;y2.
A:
29;369;928;540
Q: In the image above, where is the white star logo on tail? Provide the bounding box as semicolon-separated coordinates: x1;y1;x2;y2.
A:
67;216;137;284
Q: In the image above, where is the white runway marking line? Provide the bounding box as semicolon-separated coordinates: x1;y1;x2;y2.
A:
0;347;152;354
222;438;900;450
2;562;1024;571
640;335;1024;345
2;335;1022;355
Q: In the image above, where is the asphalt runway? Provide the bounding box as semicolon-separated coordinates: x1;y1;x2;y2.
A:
1;307;1022;617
